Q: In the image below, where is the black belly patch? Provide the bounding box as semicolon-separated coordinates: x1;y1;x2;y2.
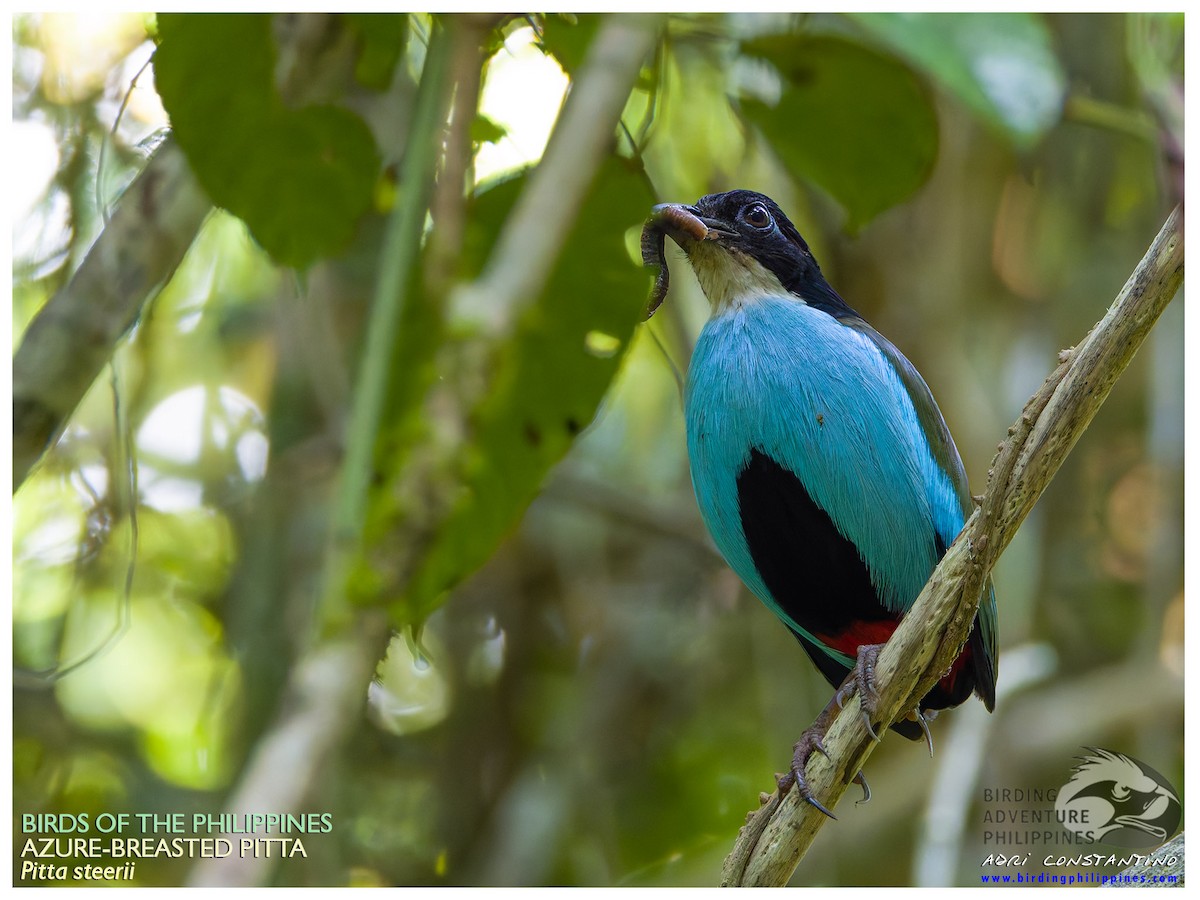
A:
736;448;891;637
736;447;983;721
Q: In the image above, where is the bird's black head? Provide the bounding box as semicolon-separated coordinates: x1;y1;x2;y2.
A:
647;190;854;317
692;190;817;276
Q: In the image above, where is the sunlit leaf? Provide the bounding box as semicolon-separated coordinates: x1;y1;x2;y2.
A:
850;12;1066;148
154;13;381;267
740;34;939;229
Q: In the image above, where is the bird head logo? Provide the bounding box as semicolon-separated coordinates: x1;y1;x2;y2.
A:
1055;748;1181;848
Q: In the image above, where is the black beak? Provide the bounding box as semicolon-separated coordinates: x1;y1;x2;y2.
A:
694;213;737;241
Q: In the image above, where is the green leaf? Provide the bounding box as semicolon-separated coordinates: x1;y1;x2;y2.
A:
741;35;938;230
397;159;653;622
470;113;508;145
154;14;381;267
347;13;408;90
538;12;601;74
850;12;1066;148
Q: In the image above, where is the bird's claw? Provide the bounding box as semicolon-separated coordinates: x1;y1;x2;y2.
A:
810;735;831;761
775;643;899;820
778;724;838;819
853;770;872;806
860;710;880;742
913;708;937;757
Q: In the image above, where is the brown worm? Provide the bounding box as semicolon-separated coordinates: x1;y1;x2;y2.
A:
640;204;709;319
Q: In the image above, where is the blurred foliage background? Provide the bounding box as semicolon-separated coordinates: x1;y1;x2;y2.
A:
11;11;1184;887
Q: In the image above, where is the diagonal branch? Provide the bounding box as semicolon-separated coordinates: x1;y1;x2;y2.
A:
722;205;1184;887
12;137;213;490
448;13;664;336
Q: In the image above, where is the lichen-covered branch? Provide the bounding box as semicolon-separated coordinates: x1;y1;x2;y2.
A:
722;206;1184;887
1110;832;1184;888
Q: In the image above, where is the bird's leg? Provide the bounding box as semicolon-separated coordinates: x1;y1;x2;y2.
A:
777;695;839;818
835;644;939;754
777;668;873;819
833;642;886;740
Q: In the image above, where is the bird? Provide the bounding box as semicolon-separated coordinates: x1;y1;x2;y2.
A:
641;190;997;816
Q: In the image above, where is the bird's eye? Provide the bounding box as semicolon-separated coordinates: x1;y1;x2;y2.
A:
743;203;772;229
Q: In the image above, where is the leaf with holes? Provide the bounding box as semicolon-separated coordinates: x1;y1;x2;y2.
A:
393;158;652;623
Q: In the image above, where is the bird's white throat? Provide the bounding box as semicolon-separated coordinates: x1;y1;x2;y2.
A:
686;242;797;313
